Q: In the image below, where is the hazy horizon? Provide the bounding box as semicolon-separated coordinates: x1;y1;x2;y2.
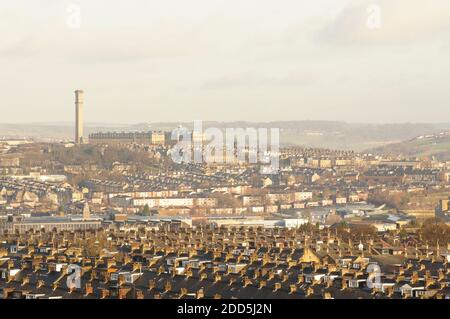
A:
1;120;450;126
2;0;450;123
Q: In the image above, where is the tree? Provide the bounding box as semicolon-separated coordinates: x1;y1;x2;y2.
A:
420;219;450;245
141;204;151;216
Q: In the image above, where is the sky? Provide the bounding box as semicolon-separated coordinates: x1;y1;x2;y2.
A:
1;0;450;124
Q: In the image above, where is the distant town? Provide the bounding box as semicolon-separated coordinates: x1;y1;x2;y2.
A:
0;91;449;300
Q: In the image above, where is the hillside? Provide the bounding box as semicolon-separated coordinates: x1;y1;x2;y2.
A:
1;121;450;152
369;132;450;160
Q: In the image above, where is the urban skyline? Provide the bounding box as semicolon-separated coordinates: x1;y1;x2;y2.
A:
0;89;449;301
1;0;450;305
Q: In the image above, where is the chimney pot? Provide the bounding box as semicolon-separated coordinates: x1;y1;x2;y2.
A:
289;284;297;294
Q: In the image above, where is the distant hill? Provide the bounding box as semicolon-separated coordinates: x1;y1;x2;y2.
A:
1;121;449;151
0;123;130;142
85;121;450;151
368;132;450;160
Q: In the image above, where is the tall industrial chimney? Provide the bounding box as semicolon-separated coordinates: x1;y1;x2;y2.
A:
75;90;84;144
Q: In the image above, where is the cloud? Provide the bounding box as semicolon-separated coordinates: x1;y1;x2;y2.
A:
318;0;450;47
0;1;449;123
0;37;40;59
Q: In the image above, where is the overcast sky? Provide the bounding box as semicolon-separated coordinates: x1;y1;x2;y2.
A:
1;0;450;124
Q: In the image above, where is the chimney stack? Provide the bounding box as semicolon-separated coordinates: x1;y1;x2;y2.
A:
273;282;281;292
196;288;204;299
118;287;129;299
136;290;144;299
74;90;84;144
323;291;333;299
36;280;45;288
259;280;267;289
164;280;172;292
85;282;93;295
100;289;110;299
289;284;297;294
22;275;31;286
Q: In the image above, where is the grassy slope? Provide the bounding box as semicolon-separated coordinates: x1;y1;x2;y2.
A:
369;134;450;160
